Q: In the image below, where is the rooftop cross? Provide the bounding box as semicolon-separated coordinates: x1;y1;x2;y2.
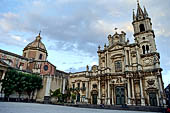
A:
39;30;41;36
114;27;118;33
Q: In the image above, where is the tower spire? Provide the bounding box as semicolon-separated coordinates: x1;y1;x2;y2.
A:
133;9;136;21
143;6;148;17
136;0;144;20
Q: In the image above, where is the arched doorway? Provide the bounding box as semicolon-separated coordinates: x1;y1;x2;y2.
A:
115;86;125;105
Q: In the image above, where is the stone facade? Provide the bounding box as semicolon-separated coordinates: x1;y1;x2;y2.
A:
69;2;166;106
0;33;68;102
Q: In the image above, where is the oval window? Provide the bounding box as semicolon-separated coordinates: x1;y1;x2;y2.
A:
44;65;48;71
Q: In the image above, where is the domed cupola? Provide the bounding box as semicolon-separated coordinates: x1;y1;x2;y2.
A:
23;33;48;61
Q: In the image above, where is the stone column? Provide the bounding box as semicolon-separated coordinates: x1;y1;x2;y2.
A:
136;46;142;71
45;76;52;96
131;78;135;105
97;78;101;104
128;50;131;65
0;71;6;97
107;80;110;105
88;81;91;103
158;77;163;93
86;82;88;102
158;75;166;106
156;92;160;106
62;78;66;94
125;50;128;71
127;78;131;105
139;77;145;106
112;86;114;105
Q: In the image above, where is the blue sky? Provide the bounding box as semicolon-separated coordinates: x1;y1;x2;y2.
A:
0;0;170;86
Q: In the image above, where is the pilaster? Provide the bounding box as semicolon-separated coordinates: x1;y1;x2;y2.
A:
131;78;135;105
97;77;101;104
127;78;131;105
139;75;145;106
107;80;110;105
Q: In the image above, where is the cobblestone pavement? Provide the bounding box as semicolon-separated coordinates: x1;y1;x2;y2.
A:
0;102;159;113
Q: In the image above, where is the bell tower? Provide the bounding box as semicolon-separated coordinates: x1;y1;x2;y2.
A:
132;1;157;54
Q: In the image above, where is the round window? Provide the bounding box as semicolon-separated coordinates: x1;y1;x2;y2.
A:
44;65;48;71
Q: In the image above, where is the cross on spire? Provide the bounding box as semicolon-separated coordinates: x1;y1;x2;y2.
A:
137;0;139;4
114;27;118;33
39;30;41;36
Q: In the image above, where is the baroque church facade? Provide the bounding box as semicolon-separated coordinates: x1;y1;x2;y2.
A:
69;2;166;106
0;1;166;107
0;33;68;102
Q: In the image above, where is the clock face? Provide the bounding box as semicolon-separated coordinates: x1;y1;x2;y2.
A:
44;65;48;71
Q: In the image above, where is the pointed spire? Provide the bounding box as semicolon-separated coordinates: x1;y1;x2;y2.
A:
133;9;136;21
144;6;148;17
98;45;101;51
136;0;145;20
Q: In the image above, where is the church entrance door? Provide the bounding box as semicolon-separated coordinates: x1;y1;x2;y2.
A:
149;92;157;106
116;86;125;105
92;94;97;104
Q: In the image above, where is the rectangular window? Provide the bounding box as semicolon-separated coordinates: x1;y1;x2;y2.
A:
77;83;80;88
83;83;85;88
72;84;75;89
39;54;43;60
127;50;130;65
115;60;122;72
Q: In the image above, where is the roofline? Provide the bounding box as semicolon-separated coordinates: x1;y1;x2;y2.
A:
0;48;29;60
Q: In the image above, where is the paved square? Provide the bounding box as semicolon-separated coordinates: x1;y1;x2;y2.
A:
0;102;160;113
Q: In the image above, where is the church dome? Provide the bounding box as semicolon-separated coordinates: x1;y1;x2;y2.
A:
23;34;47;53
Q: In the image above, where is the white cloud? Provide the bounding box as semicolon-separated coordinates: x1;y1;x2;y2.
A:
0;12;19;32
10;35;21;41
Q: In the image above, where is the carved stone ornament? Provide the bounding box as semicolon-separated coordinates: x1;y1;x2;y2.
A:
143;57;153;66
111;79;115;83
147;79;155;85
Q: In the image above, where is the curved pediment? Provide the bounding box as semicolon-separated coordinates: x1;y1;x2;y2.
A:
108;44;124;52
110;53;124;59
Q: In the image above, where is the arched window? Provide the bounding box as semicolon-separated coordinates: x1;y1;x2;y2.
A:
39;54;43;60
93;84;97;88
139;24;145;32
142;45;145;54
115;60;122;72
146;45;149;53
